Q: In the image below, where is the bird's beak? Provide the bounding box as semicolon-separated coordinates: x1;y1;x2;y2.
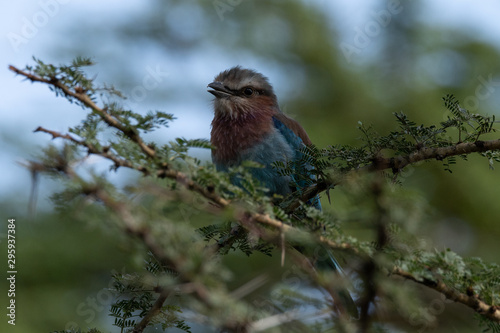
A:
207;81;233;98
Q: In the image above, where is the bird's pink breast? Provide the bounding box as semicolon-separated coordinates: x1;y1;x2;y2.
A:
211;109;275;164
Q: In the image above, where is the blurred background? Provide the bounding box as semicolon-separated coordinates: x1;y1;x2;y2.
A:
2;0;500;332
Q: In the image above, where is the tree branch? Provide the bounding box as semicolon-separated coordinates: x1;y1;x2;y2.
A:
368;139;500;172
9;65;156;158
32;117;230;208
155;167;230;207
284;138;500;212
34;126;150;175
392;267;500;323
250;212;359;254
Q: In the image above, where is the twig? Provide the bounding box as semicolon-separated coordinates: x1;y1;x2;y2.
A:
34;126;150;175
368;140;500;172
156;167;230;207
132;288;170;333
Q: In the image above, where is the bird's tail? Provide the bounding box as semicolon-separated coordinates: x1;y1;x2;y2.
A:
299;244;359;318
325;249;359;319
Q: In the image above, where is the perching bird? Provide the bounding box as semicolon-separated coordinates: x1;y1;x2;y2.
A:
208;66;319;204
207;66;357;316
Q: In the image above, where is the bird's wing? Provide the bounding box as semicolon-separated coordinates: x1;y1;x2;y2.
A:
272;112;312;147
272;113;321;210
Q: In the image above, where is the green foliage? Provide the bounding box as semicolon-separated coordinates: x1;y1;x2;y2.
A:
477;314;500;333
442;94;496;142
110;268;191;333
197;222;275;256
166;137;212;161
481;150;500;170
464;257;500;305
18;59;500;332
274;94;498;183
108;108;175;133
28;56;97;104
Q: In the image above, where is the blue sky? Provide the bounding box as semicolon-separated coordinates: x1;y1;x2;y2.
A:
2;0;500;210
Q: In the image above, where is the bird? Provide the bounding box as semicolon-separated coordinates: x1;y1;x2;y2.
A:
207;66;318;204
207;66;357;317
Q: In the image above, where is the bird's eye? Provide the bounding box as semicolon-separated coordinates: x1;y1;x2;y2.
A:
243;87;254;96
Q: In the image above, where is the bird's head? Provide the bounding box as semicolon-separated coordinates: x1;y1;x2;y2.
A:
208;66;279;119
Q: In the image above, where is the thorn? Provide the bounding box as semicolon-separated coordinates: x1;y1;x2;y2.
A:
326;188;331;205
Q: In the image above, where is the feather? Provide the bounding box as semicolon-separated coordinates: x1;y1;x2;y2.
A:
211;111;274;165
272;112;312;146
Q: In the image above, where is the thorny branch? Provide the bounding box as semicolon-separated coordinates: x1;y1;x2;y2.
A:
34;126;148;174
285;139;500;213
392;267;500;323
9;65;156;158
368;139;500;172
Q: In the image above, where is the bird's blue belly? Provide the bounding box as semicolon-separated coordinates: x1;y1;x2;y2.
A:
239;130;294;196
